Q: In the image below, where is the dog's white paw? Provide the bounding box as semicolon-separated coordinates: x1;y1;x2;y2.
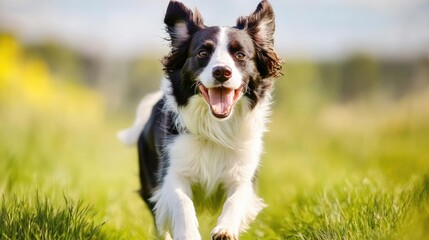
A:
211;226;238;240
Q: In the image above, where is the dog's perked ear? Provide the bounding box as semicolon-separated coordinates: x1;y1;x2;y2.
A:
236;0;282;79
164;1;205;48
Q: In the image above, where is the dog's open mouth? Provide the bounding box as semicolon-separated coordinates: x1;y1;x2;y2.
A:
198;83;244;119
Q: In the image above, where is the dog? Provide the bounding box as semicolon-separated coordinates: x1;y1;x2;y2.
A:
118;0;282;239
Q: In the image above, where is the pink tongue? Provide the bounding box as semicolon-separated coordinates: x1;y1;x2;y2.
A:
208;87;234;115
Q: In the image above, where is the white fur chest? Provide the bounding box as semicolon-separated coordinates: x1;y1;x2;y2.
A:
166;95;270;194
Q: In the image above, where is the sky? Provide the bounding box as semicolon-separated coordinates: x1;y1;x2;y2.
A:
0;0;428;60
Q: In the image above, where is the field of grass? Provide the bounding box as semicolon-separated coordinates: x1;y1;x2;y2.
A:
1;36;429;239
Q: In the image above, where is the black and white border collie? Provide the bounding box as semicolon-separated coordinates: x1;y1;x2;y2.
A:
118;1;282;239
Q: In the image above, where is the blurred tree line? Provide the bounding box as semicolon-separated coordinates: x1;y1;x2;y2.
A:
274;55;428;117
2;32;428;115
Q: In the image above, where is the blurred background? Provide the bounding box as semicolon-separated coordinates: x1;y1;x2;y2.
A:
1;0;428;110
1;0;429;239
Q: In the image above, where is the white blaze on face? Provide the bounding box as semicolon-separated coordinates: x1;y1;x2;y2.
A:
198;27;243;89
197;27;244;119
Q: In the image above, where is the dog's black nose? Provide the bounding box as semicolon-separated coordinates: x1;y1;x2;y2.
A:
212;66;232;82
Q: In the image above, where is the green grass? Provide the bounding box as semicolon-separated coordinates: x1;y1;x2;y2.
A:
0;194;105;239
0;102;155;239
250;175;429;239
241;86;429;239
1;84;429;239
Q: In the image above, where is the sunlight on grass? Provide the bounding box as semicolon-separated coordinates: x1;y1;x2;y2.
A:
0;36;154;239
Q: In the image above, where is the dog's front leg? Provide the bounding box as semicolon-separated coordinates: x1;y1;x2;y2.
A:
211;183;266;240
152;174;200;240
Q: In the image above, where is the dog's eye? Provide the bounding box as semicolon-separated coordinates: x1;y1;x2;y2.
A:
235;52;246;60
197;50;209;58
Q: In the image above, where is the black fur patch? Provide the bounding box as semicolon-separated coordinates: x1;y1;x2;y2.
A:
137;98;177;211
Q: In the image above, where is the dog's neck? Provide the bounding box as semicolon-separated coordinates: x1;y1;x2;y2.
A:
162;78;271;150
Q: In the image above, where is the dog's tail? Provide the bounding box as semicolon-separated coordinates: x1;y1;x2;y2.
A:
117;91;163;146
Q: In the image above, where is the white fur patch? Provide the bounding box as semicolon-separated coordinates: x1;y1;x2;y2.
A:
198;27;243;90
178;95;269;150
151;172;201;240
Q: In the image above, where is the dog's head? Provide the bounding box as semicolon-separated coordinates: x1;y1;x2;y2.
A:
163;0;282;120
